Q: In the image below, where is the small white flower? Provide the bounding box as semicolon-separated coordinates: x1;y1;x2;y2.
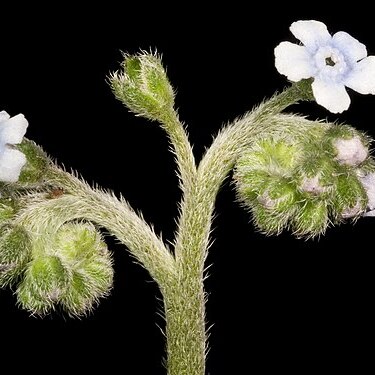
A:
275;20;375;113
0;111;28;183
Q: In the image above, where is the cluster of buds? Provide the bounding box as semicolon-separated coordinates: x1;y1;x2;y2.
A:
234;122;375;238
16;222;113;316
1;197;114;316
1;112;114;316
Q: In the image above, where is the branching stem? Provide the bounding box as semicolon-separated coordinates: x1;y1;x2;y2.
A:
15;82;312;375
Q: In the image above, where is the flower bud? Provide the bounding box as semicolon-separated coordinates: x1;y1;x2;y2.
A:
110;52;174;121
0;225;31;287
16;140;50;186
296;156;336;198
17;255;68;315
334;136;368;166
234;139;301;195
16;222;113;317
234;139;302;235
0;197;17;223
292;200;329;238
324;125;370;165
333;173;367;219
60;256;113;316
57;223;113;316
255;178;299;234
234;122;374;238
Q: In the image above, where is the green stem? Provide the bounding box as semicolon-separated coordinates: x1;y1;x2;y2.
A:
37;167;177;287
164;83;312;375
160;109;197;192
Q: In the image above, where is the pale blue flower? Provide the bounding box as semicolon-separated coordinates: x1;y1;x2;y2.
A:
275;20;375;113
0;111;28;182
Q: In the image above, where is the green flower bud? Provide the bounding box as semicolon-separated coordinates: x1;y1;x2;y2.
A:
292;200;329;238
234;139;301;199
235;169;272;202
110;51;174;121
54;222;107;261
16;222;113;317
255;138;301;172
0;197;18;223
251;203;290;235
296;156;336;198
256;178;299;233
17;255;69;315
56;223;113;316
0;225;31;287
234;139;302;235
234;122;375;238
332;173;367;219
60;255;113;317
16;139;50;186
262;178;298;211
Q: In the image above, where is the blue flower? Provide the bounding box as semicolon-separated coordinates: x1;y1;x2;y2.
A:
275;20;375;113
0;111;28;183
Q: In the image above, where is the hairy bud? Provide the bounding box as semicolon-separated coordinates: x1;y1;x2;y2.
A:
56;223;114;316
17;139;50;186
0;197;17;223
234;123;373;238
0;225;31;287
110;51;174;121
16;222;113;317
17;255;69;315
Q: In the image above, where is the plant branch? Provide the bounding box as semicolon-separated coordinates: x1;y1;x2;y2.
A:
162;83;313;375
18;166;177;287
174;82;313;263
159;109;197;191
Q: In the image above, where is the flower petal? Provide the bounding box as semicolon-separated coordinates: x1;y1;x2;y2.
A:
0;147;26;182
275;42;315;82
0;111;10;123
290;20;331;52
332;31;367;62
345;56;375;95
312;79;350;113
0;114;28;144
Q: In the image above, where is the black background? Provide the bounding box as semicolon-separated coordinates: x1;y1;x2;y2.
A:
1;6;374;374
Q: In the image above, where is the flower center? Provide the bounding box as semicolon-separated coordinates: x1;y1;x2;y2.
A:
325;57;335;66
314;46;350;83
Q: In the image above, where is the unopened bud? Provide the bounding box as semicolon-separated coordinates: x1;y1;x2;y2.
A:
110;52;174;121
334;136;368;166
0;225;31;287
17;255;68;315
17;140;50;186
16;223;113;317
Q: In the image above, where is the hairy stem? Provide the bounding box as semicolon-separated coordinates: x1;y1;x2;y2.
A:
165;83;312;375
16;83;312;375
175;83;313;261
28;167;177;286
160;110;197;191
